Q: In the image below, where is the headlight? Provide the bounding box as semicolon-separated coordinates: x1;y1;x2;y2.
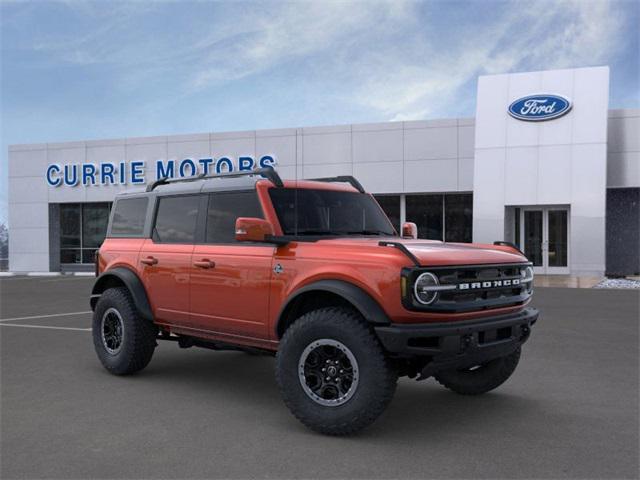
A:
413;272;440;305
521;266;534;283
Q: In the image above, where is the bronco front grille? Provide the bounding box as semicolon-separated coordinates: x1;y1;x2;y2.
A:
402;263;533;313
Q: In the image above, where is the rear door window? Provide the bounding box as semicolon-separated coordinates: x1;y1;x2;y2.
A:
110;197;148;236
206;191;263;244
153;195;200;244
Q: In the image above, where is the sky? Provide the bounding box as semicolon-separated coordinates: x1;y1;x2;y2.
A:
1;0;638;226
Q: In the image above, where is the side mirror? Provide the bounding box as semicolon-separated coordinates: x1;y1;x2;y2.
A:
235;217;275;243
401;222;418;239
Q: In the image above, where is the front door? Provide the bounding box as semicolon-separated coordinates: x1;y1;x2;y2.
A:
518;207;569;274
189;190;274;342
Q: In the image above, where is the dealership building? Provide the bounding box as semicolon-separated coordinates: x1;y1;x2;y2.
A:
7;66;640;276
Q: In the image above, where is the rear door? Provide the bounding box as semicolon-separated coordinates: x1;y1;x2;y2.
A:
139;194;203;326
189;190;274;341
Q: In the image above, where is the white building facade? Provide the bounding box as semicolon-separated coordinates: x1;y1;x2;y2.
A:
7;66;640;275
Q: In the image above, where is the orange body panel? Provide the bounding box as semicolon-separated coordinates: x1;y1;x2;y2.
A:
188;243;274;341
98;179;530;351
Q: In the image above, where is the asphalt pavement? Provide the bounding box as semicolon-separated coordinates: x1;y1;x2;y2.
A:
1;276;638;479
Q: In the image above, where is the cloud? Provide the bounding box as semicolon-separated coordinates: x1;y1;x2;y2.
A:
2;0;632;121
349;0;626;120
188;1;414;90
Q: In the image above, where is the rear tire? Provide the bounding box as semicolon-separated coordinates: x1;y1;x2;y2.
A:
92;287;158;375
276;307;397;435
434;348;521;395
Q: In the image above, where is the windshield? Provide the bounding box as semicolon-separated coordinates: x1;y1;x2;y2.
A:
269;188;397;236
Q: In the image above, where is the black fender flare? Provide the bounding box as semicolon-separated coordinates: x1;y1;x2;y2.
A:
276;279;391;338
90;267;153;321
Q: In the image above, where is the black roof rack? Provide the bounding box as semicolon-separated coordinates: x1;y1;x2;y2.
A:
146;167;283;192
307;175;365;193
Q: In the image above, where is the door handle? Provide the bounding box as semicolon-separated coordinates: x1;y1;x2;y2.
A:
193;259;215;269
140;256;158;266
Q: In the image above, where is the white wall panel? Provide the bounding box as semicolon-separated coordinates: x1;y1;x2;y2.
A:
504;147;537;205
8;148;47;178
10;253;51;272
210;137;255;159
9;203;48;229
538;145;572;204
303;133;351;165
539;69;574;146
458;157;474;191
458;125;475;158
168;139;210;161
404;159;457;192
9;176;47;203
572;67;610;144
274;165;303;181
475;74;509;148
473;148;505;244
302;162;351;179
607;116;640;153
570;216;606;274
49;184;87;203
353;129;403;163
353;161;403;194
404;127;457;160
256;135;297;166
571;143;607;217
607;152;640;188
7;227;49;253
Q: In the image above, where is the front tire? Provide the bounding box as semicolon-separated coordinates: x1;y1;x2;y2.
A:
275;307;397;435
434;348;521;395
92;287;158;375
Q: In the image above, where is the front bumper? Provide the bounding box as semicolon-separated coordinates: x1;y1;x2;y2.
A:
374;307;538;379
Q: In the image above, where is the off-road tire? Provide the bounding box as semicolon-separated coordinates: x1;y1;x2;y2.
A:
92;287;158;375
434;347;521;395
276;307;397;435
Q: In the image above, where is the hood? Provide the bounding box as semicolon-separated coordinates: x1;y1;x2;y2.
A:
399;239;526;266
314;237;527;266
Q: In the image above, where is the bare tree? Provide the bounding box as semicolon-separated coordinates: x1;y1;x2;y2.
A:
0;222;8;263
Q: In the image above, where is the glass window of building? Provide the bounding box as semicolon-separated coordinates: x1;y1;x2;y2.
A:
406;194;444;240
444;194;473;243
373;195;400;233
405;193;473;243
60;203;111;264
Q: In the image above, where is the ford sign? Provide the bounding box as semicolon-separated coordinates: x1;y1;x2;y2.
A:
508;94;572;121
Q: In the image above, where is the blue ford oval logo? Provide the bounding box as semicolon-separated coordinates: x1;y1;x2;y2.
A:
508;94;572;121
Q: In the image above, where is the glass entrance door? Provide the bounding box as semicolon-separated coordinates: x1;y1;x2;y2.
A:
518;207;569;274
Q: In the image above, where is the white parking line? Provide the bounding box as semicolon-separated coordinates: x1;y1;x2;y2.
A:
0;323;91;332
0;311;92;323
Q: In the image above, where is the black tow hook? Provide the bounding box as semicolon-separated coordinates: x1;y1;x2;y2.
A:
461;334;476;353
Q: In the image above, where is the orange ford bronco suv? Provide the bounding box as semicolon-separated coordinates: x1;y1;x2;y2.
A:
91;168;538;435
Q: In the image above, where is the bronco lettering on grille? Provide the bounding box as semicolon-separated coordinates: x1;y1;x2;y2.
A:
458;278;521;290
